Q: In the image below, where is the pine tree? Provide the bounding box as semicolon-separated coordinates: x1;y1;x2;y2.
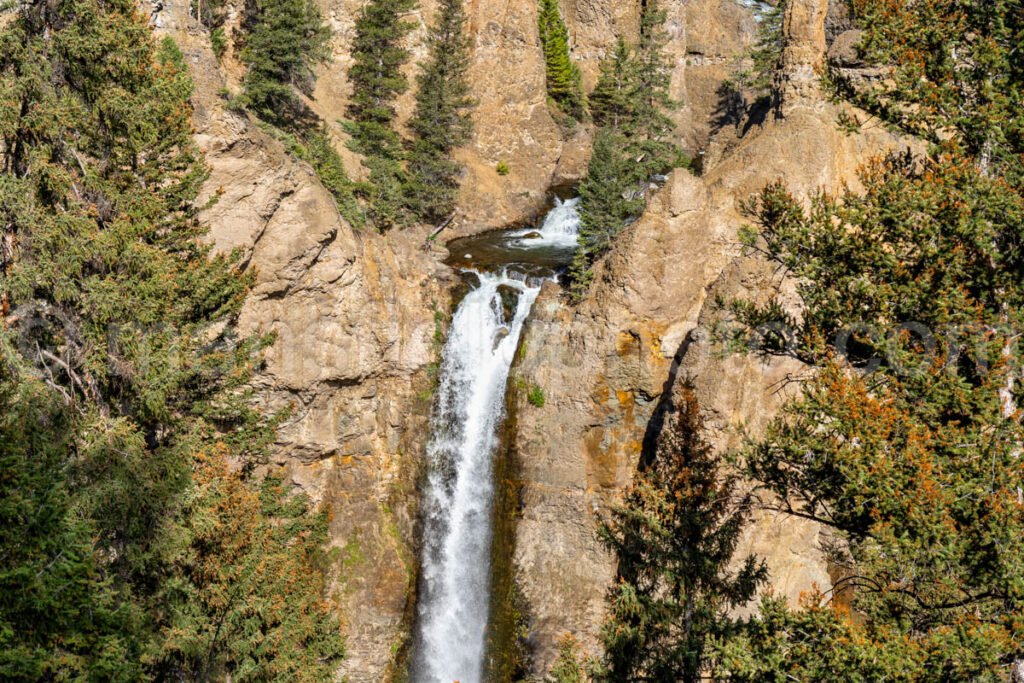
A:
569;128;645;298
630;0;679;178
0;356;142;681
155;451;344;682
240;0;331;124
569;1;682;298
345;0;418;229
0;1;344;677
588;38;638;131
596;385;767;682
538;0;585;119
546;635;590;683
405;0;475;223
847;0;1024;180
736;0;784;94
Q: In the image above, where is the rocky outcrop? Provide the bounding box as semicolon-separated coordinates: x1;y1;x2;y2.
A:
509;0;907;674
157;2;459;679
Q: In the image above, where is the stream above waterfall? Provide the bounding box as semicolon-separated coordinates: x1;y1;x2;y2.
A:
445;196;582;278
411;196;580;683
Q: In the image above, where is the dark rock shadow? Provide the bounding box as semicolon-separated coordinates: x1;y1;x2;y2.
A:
639;330;694;470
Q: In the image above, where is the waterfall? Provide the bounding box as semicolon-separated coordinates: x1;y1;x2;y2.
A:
413;271;541;683
413;200;579;683
508;196;582;249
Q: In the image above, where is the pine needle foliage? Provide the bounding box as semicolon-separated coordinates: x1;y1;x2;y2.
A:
0;1;345;678
405;0;475;223
588;38;637;131
538;0;585;119
345;0;418;229
569;0;683;299
239;0;331;125
155;451;344;682
735;0;784;93
0;357;143;681
596;385;767;682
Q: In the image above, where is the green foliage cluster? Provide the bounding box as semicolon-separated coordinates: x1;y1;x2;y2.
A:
842;0;1024;182
526;384;546;407
344;0;418;229
569;1;683;299
210;27;227;59
538;0;585;119
239;0;330;124
404;0;476;223
0;1;344;678
595;387;767;682
546;635;589;682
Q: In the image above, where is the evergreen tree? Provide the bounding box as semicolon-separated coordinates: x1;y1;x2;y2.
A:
345;0;418;229
0;1;344;677
596;385;767;682
630;0;679;179
569;1;682;298
588;38;638;131
0;356;142;681
847;0;1024;181
538;0;585;119
568;128;645;299
735;0;784;94
240;0;331;124
155;452;344;682
405;0;475;223
546;635;590;683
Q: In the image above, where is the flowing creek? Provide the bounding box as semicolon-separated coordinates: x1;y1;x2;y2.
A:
412;198;581;682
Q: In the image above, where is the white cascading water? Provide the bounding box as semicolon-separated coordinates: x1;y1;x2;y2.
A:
508;196;581;249
414;201;579;683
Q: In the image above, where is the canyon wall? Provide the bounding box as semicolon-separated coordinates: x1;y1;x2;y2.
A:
155;0;899;677
157;3;454;678
509;0;908;674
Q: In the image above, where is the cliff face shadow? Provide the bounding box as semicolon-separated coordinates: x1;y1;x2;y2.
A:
710;82;773;139
639;330;694;470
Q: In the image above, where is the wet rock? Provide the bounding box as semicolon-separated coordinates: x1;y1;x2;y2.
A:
493;326;511;351
521;231;543;239
496;284;520;324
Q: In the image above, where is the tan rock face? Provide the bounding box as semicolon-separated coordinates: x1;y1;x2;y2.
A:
509;0;908;674
665;0;760;151
158;2;458;680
